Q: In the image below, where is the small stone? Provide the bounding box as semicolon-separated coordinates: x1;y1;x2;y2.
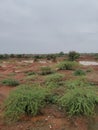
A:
49;125;52;129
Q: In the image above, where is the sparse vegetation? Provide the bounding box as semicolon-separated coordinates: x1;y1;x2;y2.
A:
65;77;90;89
46;54;56;61
2;79;19;86
86;67;93;73
4;85;49;121
74;69;86;76
57;61;79;70
45;73;64;88
59;88;98;116
25;71;36;76
0;53;98;130
24;74;38;81
45;73;64;83
40;66;54;75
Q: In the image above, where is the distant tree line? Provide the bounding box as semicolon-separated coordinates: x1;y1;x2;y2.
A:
0;52;65;60
0;51;97;60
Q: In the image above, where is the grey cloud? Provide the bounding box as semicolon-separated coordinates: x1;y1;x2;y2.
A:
0;0;98;53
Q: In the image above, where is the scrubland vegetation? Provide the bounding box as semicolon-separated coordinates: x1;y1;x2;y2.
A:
0;51;98;130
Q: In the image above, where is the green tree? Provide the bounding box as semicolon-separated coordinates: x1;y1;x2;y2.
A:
68;51;80;61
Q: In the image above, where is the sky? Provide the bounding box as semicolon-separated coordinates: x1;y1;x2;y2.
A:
0;0;98;54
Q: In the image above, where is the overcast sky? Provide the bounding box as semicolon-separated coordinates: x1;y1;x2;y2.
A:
0;0;98;54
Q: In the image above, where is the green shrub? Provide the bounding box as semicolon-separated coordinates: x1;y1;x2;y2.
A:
68;51;80;61
58;51;65;57
4;85;49;121
74;69;86;76
45;73;64;83
46;54;56;61
59;88;98;116
58;61;78;70
94;54;98;60
24;74;38;81
10;54;15;58
16;54;23;58
33;55;42;62
40;66;54;75
86;68;93;73
2;79;19;86
45;73;64;88
0;54;9;59
25;71;36;76
65;77;90;89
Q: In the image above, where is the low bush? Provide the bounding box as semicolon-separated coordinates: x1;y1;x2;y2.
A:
4;85;49;121
24;74;38;81
59;88;98;116
40;66;54;75
2;79;19;86
46;54;56;61
45;73;64;83
65;77;90;89
33;55;42;62
25;71;36;76
86;68;93;73
45;73;64;88
74;69;86;76
57;61;78;70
